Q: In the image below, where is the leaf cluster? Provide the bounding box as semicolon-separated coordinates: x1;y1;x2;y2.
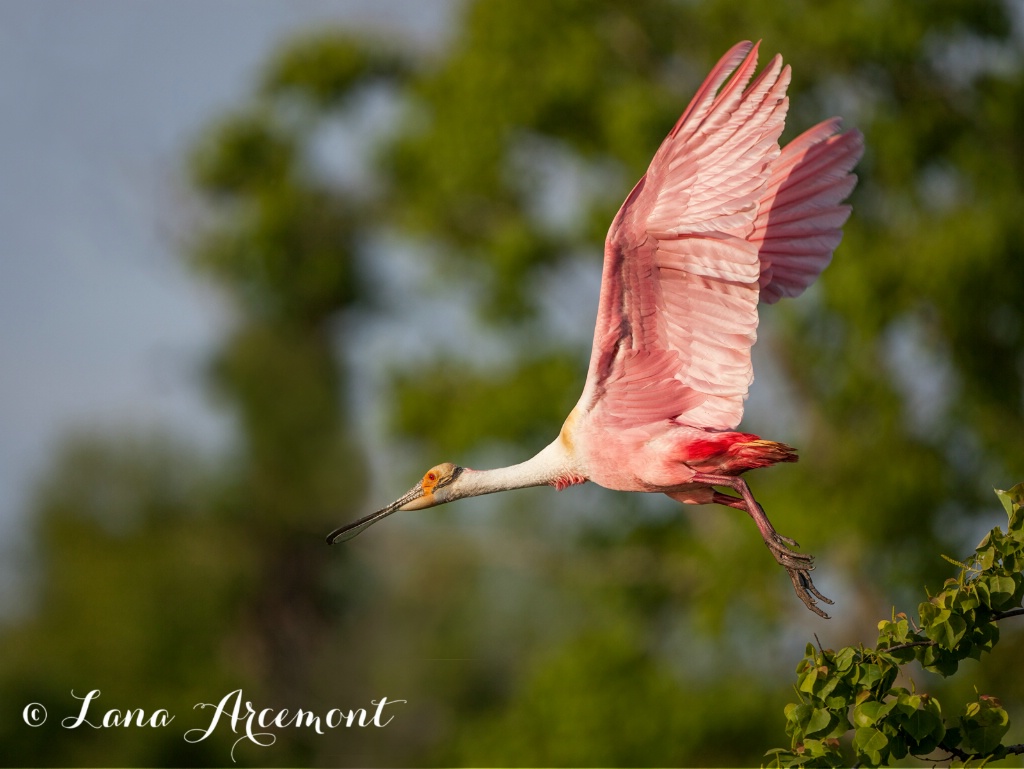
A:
767;484;1024;767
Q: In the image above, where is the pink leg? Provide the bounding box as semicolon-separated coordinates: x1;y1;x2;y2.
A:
693;472;833;619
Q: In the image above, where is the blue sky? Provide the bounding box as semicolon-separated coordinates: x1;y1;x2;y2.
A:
0;1;451;542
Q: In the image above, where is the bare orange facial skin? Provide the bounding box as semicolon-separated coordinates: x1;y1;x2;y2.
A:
395;463;461;511
422;470;440;494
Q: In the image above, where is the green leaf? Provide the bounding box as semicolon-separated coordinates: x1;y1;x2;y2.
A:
919;644;960;676
853;699;895;727
892;690;920;716
903;706;943;743
976;544;996;571
956;589;980;611
944;726;963;748
806;707;833;737
834;647;856;672
853;726;890;767
924;611;967;649
856;663;885;689
976;579;992;607
816;672;842;701
786;702;814;737
918;601;945;628
988;574;1017;609
971;620;999;656
960;697;1010;754
888;732;909;760
995;483;1024;519
824;694;849;711
797;664;819;695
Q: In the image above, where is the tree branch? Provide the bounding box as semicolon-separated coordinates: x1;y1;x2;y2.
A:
938;741;1024;762
882;639;935;654
883;607;1024;655
993;607;1024;620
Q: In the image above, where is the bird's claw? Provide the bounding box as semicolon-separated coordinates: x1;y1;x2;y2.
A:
701;479;834;618
775;532;801;549
764;532;833;619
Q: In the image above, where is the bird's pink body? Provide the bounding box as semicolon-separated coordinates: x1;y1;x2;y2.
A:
330;41;864;618
570;418;793;496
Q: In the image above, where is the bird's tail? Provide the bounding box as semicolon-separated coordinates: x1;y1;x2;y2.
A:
728;437;798;469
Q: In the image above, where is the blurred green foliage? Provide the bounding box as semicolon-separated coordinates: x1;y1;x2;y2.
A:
2;0;1023;766
768;484;1024;767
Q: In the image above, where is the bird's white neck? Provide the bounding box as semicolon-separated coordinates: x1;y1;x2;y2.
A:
453;439;582;499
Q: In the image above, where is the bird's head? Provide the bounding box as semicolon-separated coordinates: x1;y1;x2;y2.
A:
326;462;464;544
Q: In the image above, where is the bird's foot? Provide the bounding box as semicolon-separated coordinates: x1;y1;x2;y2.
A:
698;474;834;618
762;531;833;619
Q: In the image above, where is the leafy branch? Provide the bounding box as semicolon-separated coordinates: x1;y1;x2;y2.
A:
765;483;1024;768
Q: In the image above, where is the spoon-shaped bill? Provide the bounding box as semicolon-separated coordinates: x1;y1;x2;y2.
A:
326;484;424;544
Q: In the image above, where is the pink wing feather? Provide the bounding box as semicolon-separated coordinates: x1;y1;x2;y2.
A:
755;119;864;303
578;41;862;432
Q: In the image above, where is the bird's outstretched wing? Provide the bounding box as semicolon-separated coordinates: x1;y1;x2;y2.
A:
754;119;863;304
579;41;861;432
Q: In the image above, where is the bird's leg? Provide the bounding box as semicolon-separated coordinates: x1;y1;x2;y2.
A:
693;472;833;619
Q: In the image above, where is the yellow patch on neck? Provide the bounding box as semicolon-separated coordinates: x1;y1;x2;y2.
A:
558;407;579;452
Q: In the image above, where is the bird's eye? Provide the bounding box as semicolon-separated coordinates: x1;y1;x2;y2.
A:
427;472;437;482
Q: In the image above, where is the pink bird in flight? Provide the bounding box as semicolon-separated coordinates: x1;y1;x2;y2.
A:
329;41;864;618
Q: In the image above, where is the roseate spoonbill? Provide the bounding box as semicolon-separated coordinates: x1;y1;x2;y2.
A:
328;41;863;618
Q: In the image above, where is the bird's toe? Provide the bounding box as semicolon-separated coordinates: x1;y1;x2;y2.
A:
786;565;833;618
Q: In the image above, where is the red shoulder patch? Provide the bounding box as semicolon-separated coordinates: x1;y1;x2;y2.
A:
683;432;759;462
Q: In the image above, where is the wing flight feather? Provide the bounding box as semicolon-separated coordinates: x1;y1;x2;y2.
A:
579;41;861;432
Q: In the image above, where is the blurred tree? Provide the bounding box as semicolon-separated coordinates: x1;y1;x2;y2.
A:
2;0;1023;766
0;435;249;765
0;32;407;768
